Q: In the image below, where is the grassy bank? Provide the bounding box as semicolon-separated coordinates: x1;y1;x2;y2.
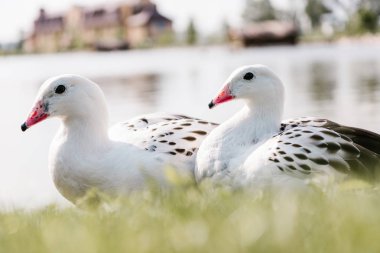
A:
1;181;380;253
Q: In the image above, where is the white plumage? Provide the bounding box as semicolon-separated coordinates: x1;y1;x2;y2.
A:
196;65;380;188
21;75;216;204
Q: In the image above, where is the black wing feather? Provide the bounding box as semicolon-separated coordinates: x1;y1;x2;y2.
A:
281;118;380;182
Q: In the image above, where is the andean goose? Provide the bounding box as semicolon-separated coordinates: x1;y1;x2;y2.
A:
196;65;380;188
21;75;217;203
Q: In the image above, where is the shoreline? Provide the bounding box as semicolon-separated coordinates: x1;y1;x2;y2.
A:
2;34;380;57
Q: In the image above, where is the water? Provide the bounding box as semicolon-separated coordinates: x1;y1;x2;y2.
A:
1;43;380;208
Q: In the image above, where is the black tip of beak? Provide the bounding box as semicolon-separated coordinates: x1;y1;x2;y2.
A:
21;123;28;132
208;100;215;109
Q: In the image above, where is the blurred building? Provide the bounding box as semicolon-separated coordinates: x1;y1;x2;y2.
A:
23;0;173;53
230;21;299;47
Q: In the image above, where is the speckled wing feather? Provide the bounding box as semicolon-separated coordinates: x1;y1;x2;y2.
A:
264;117;380;181
109;113;218;170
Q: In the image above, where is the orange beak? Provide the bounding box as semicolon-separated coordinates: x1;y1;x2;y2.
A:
21;100;49;132
208;85;234;109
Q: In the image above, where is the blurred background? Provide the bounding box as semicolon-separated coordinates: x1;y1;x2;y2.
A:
0;0;380;209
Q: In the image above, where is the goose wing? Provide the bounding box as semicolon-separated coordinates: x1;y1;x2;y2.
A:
110;113;218;170
262;117;380;182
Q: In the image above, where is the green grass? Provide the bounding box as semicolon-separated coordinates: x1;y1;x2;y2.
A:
1;180;380;253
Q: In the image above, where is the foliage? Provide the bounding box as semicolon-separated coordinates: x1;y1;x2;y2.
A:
242;0;276;22
222;19;231;43
186;19;198;45
305;0;331;28
304;0;380;35
347;8;378;34
1;180;380;253
358;8;378;33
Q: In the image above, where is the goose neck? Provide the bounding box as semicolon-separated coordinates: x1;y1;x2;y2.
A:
61;113;110;149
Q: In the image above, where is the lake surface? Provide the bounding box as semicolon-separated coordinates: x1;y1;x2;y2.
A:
1;43;380;209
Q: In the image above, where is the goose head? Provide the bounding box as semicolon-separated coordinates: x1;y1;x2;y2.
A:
21;74;108;131
208;65;284;109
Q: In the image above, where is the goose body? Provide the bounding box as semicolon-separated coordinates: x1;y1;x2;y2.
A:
196;65;380;188
21;75;216;204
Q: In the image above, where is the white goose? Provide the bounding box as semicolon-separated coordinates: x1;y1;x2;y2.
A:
21;75;217;204
196;65;380;187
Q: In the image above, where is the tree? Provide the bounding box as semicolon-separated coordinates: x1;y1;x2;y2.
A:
186;18;198;45
343;0;379;34
347;8;378;34
354;0;379;33
305;0;331;28
361;0;380;15
221;18;231;42
243;0;276;23
358;8;378;33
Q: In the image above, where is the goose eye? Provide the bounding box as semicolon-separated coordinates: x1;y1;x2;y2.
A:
55;85;66;94
243;72;255;81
